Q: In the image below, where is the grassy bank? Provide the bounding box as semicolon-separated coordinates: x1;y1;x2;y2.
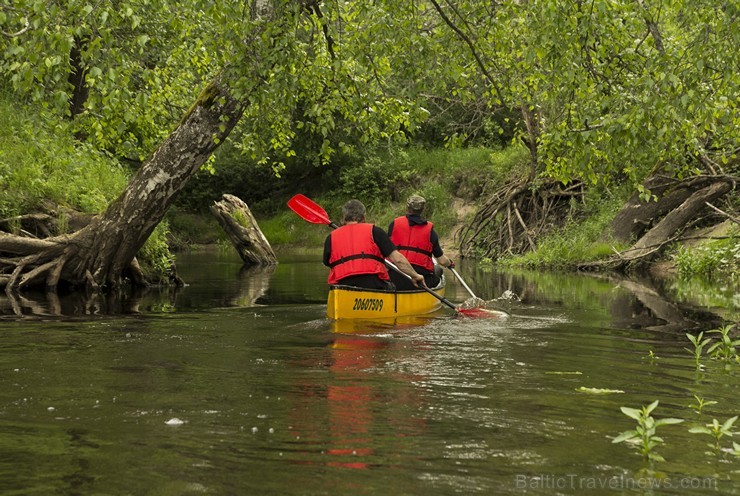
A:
255;145;529;250
0;93;172;280
3;91;735;294
0;96;128;218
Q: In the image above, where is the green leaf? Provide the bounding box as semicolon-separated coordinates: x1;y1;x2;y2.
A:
613;430;638;443
576;387;624;394
646;400;659;415
620;407;642;421
655;418;684;427
689;427;712;434
722;416;738;432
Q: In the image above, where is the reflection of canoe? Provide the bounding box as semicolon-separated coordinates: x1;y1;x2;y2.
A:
327;278;445;320
330;315;437;334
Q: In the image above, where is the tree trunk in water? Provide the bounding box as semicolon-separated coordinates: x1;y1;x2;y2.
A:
609;175;725;243
619;180;732;262
0;76;247;291
210;194;278;266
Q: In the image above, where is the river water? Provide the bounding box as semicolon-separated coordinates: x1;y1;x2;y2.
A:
1;249;738;495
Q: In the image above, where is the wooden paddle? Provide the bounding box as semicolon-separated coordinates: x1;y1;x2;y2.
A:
449;267;479;300
287;194;501;318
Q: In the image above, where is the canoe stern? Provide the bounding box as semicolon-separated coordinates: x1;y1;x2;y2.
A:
327;282;445;320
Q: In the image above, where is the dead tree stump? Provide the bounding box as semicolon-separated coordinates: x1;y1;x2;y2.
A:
210;194;278;266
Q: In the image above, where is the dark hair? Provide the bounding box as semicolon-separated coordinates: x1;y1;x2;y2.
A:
342;199;366;222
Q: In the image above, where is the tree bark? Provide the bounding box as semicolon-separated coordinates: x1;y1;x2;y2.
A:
609;175;734;243
1;75;247;291
609;176;733;243
619;180;733;262
210;194;278;266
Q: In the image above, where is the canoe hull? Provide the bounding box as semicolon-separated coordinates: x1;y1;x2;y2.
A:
327;280;445;320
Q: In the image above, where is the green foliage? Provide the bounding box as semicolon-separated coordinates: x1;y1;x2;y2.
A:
689;416;738;455
685;332;713;368
613;400;684;462
337;155;397;204
672;234;739;283
0;93;128;216
685;325;740;369
689;395;717;416
3;0;737;196
165;209;222;248
707;325;740;362
138;221;173;283
259;210;327;247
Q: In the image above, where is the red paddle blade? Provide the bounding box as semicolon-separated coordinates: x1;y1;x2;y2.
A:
287;194;332;225
457;307;508;318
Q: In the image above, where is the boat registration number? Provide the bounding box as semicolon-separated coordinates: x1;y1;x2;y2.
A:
352;298;384;312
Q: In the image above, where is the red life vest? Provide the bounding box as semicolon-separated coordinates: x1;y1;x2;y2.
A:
328;223;389;284
389;216;434;271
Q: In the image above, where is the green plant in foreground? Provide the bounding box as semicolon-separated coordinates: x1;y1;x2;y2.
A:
645;350;658;364
732;442;740;457
689;416;738;455
707;325;740;361
685;332;712;368
613;400;684;462
689;395;718;415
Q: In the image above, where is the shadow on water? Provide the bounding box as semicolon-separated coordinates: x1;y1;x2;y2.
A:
1;250;738;495
473;269;731;335
0;250;734;332
0;262;279;320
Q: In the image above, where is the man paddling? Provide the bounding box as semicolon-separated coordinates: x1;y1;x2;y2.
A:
388;194;454;290
323;199;425;290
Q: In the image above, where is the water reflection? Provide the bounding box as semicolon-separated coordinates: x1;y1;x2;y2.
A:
0;250;733;331
1;250;737;495
291;318;432;471
326;333;385;469
0;263;277;319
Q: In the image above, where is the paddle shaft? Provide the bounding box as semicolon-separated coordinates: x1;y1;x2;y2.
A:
449;267;478;300
286;194;459;313
384;261;458;311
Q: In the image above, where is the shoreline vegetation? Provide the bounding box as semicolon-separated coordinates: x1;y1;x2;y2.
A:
0;96;737;319
1;0;736;326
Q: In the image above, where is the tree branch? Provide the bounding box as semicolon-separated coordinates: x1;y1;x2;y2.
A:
705;202;740;225
428;0;506;106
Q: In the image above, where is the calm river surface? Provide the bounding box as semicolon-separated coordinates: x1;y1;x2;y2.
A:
1;249;738;495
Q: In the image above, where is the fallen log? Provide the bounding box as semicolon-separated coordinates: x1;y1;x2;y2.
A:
618;180;733;262
210;194;278;266
609;175;732;243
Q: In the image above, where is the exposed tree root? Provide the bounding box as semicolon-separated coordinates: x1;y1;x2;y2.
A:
0;213;55;238
0;228;146;294
457;177;584;259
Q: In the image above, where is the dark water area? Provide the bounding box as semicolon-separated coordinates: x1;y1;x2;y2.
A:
1;249;738;495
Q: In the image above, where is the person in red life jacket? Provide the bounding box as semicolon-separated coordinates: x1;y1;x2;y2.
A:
323;199;425;290
387;194;455;290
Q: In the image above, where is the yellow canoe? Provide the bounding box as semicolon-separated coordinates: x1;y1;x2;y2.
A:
326;278;446;320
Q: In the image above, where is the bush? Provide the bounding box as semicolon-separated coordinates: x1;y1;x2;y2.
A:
673;234;739;283
0;95;128;216
500;190;629;269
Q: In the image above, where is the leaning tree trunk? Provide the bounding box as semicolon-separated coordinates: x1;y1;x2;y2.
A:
210;194;278;266
579;175;736;271
618;180;733;262
0;76;247;292
609;175;727;243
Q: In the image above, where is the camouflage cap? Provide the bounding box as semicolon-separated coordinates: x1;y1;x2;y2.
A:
406;194;426;211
